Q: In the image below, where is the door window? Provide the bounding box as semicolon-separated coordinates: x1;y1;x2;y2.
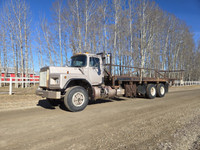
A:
89;57;100;68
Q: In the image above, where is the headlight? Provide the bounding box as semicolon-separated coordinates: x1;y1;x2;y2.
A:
50;77;60;85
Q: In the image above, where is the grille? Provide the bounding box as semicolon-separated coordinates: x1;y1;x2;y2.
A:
39;69;49;87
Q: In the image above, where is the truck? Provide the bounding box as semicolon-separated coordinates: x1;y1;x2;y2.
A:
36;52;183;112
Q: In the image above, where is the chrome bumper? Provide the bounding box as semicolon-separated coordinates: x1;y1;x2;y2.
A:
36;88;61;99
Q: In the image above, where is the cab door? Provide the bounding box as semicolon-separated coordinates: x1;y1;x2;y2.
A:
88;56;103;85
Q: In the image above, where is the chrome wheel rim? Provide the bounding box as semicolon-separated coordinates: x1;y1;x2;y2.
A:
72;92;85;107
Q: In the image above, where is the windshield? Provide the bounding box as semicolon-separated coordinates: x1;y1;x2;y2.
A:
70;55;87;67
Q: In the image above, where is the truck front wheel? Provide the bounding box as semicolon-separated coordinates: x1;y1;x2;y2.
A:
64;86;89;112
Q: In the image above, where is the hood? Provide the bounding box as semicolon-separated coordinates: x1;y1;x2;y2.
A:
48;66;85;75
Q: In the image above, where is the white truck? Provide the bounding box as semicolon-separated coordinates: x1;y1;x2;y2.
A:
36;52;182;112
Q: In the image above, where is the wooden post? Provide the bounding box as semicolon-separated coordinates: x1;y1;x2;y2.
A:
110;53;112;76
15;77;18;88
9;77;12;95
25;77;27;88
21;72;24;88
34;76;35;86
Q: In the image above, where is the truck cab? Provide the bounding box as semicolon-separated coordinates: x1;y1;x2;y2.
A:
70;53;104;85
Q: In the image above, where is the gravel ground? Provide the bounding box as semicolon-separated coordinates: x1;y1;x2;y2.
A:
190;135;200;150
0;86;41;111
0;85;200;150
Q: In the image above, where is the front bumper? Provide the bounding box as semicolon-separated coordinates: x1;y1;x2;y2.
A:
36;88;61;99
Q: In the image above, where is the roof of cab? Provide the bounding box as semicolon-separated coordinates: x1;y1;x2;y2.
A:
73;52;100;57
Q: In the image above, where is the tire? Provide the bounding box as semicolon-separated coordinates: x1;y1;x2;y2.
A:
156;83;165;97
64;86;88;112
165;83;169;93
47;99;60;106
146;84;156;99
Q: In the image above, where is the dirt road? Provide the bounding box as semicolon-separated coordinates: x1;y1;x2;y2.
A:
1;86;200;150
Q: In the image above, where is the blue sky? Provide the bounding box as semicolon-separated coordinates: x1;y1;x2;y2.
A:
154;0;200;43
28;0;54;22
28;0;200;42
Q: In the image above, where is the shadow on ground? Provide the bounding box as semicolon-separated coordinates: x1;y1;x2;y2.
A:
37;97;127;111
37;100;56;110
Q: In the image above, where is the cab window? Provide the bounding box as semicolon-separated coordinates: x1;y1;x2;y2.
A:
71;55;87;67
89;57;100;68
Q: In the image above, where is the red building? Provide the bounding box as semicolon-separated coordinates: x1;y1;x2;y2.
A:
0;68;39;81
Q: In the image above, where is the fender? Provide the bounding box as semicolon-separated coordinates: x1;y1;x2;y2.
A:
63;78;94;99
63;78;92;90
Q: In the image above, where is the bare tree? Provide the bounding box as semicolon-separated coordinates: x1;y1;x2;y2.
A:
0;6;8;78
53;0;64;66
10;0;26;87
75;0;82;52
24;4;30;81
41;17;53;65
31;0;199;81
128;0;135;66
83;0;97;52
0;51;1;87
36;27;43;68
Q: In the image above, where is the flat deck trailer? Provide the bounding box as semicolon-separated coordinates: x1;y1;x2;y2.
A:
36;52;183;112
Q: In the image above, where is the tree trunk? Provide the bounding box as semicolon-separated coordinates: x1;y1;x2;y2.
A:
84;0;88;52
0;47;2;87
103;1;107;53
24;10;28;88
58;2;63;66
75;0;82;52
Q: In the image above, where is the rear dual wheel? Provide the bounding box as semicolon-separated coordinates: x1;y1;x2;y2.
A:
146;83;166;99
156;83;165;97
146;84;156;99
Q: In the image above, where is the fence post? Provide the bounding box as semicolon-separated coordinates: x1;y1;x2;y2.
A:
9;77;12;95
22;76;24;88
15;77;18;88
34;76;35;86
